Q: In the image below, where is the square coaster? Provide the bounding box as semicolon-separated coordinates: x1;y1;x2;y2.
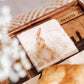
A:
17;19;78;72
62;50;84;64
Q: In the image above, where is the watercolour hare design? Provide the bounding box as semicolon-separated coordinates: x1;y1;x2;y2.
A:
36;28;56;63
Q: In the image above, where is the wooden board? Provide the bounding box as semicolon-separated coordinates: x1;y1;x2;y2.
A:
52;6;84;24
62;17;84;42
50;6;84;42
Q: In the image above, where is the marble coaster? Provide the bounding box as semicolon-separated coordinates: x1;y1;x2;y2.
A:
17;19;78;72
62;50;84;64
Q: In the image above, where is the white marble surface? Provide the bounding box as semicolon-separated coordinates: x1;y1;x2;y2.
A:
0;0;48;17
17;19;78;72
62;50;84;64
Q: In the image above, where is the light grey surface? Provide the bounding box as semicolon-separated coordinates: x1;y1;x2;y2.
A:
0;0;48;17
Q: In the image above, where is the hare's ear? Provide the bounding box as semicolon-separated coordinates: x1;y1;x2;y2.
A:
37;28;41;37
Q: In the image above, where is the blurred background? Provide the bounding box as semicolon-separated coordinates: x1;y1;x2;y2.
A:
0;0;48;17
0;0;49;84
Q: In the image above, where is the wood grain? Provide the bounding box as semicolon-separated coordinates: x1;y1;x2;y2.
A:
62;16;84;42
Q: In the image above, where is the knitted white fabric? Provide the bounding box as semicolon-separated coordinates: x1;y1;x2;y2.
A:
80;0;84;4
9;0;74;31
